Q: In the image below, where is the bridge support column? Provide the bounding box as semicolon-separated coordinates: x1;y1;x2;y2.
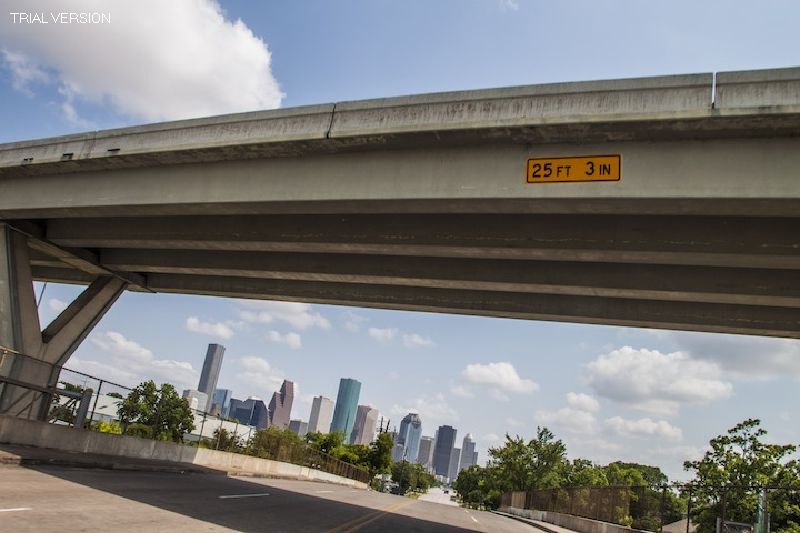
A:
0;223;127;420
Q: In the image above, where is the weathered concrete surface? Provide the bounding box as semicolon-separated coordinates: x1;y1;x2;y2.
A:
502;507;649;533
0;469;531;532
0;415;368;488
1;68;800;341
0;224;126;419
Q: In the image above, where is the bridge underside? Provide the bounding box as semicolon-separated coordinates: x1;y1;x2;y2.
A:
1;66;800;355
5;207;798;339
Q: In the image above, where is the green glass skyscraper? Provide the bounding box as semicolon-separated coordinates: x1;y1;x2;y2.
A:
330;378;361;437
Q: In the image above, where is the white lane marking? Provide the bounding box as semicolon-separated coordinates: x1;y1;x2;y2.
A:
471;516;479;523
0;508;32;513
316;490;335;493
218;493;270;499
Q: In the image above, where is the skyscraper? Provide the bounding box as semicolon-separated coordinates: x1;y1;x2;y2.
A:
268;380;294;428
448;447;462;483
330;378;361;438
197;343;225;410
288;419;308;437
460;434;478;471
229;396;268;429
432;425;457;477
397;413;423;463
182;389;208;412
308;396;334;434
417;436;434;467
350;405;379;445
211;388;232;417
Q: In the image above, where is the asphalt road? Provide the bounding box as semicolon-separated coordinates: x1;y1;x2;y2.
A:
0;465;535;532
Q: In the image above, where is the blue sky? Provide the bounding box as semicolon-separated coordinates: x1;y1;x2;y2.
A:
2;0;800;480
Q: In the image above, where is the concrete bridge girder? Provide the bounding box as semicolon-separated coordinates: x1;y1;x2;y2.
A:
0;224;126;419
0;66;798;376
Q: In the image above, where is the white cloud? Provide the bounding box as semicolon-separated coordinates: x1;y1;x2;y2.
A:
1;49;48;95
0;0;283;122
402;333;435;348
391;393;458;429
649;445;707;462
488;388;511;402
367;327;434;349
586;346;732;416
266;330;302;350
537;407;597;434
450;385;475;398
668;332;800;381
497;0;520;11
342;311;368;333
605;416;683;441
185;316;234;340
236;356;284;391
91;331;153;364
238;301;331;331
80;331;198;390
506;417;524;427
462;362;538;394
566;392;600;413
483;433;501;444
48;298;68;313
368;327;398;343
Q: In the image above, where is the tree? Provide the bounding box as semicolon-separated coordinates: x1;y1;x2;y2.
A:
250;427;304;461
390;460;434;494
564;458;609;487
605;462;667;486
212;428;242;452
490;427;567;492
367;432;394;477
392;460;417;494
684;419;800;533
340;443;370;466
306;431;346;455
118;380;195;442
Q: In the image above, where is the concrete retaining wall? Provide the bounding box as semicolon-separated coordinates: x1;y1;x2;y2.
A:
0;415;367;489
502;507;652;533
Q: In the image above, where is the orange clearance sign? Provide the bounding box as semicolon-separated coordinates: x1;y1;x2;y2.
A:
526;155;621;183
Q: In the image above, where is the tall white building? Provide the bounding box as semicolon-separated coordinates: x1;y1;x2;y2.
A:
308;395;334;434
417;435;434;468
350;405;379;445
448;447;462;484
459;433;478;471
182;389;208;412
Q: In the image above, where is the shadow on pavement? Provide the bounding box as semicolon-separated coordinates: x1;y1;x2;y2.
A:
19;463;495;533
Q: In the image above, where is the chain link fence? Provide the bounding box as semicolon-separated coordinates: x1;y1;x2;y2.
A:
1;349;369;484
502;485;800;533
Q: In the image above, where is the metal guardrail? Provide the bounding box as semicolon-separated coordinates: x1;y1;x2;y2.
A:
0;346;370;484
501;484;800;533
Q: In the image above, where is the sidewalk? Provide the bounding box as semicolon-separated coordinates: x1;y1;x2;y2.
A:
492;510;580;533
0;443;222;474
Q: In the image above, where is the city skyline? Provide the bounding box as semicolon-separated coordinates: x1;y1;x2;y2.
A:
11;0;800;481
181;340;478;473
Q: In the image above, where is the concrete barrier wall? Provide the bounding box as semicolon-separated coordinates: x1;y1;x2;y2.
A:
0;415;367;489
502;507;652;533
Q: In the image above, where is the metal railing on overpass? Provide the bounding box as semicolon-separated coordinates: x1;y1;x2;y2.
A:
501;484;800;533
0;347;370;484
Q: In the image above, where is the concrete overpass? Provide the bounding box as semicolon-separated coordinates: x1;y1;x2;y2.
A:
1;66;800;415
